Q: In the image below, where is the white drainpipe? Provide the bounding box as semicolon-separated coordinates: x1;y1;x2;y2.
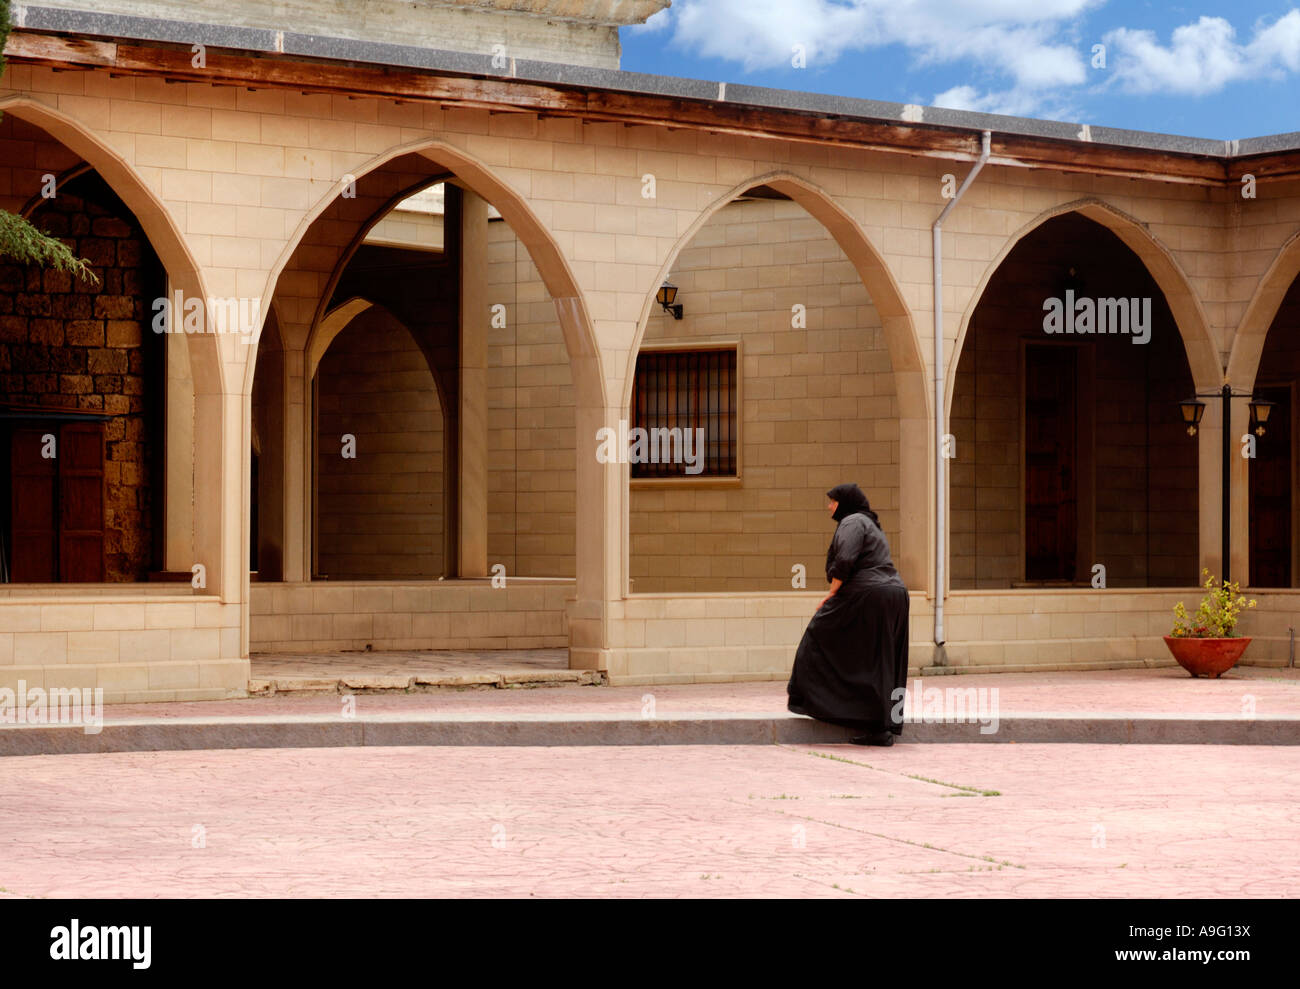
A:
932;129;991;647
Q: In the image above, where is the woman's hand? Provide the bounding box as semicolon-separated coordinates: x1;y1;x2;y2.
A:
817;577;843;612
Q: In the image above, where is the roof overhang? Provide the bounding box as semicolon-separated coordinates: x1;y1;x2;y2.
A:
6;5;1300;187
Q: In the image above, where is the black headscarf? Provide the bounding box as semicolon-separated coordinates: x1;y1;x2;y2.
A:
827;482;879;526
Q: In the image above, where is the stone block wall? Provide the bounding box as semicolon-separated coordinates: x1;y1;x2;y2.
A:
628;197;900;592
486;219;577;577
248;579;572;652
0;584;245;703
315;305;446;578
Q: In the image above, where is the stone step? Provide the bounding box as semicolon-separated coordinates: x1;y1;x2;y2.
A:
2;711;1296;756
248;669;605;694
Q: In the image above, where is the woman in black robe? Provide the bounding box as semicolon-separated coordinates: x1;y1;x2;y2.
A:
787;483;910;746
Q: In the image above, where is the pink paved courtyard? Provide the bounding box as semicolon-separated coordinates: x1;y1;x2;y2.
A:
1;741;1296;898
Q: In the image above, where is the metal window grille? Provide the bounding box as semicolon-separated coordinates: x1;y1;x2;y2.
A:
631;349;737;478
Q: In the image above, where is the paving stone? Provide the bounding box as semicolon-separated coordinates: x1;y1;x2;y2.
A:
339;675;414;691
0;743;1293;897
413;673;502;687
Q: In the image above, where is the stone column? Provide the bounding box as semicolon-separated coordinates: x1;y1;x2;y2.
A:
458;189;490;578
164;327;195;571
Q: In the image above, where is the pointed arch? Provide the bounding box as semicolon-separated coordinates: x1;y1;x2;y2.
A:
310;297;453;421
258;138;604;410
1228;228;1300;388
623;171;926;422
308;297;375;382
624;170;929;588
949;197;1220;415
0;96;221;394
257;136;611;626
0;96;236;593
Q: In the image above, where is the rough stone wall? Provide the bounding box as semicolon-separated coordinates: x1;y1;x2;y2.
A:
0;173;164;581
628;197;899;593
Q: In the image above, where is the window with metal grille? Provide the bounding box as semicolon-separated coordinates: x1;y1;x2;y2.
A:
631;348;737;478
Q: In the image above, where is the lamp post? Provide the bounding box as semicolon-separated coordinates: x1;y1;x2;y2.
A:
1179;385;1275;583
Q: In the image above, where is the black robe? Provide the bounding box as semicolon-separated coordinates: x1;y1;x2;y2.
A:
787;511;910;735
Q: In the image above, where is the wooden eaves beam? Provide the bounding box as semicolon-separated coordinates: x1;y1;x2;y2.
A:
2;30;1260;186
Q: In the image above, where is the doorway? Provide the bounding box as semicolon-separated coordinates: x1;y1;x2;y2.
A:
1025;344;1079;582
4;416;106;582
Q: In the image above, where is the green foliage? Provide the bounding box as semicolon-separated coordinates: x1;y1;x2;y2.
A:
1170;569;1256;638
0;0;98;283
0;209;98;280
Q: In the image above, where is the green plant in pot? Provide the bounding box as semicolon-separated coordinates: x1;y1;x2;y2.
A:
1164;569;1257;678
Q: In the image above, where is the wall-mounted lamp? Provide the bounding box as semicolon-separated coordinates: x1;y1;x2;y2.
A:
656;280;683;320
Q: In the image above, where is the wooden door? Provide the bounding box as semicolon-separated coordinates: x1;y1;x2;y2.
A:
57;423;105;582
6;420;105;582
1025;345;1079;581
8;426;58;581
1249;386;1291;587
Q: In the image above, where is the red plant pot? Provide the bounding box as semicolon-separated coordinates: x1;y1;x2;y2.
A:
1162;636;1251;678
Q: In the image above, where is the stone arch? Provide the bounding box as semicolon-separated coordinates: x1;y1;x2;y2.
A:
246;171;449;397
623;170;930;588
623;171;926;421
0;96;221;393
308;297;374;381
17;162;94;218
0;96;232;592
257;137;611;631
257;138;604;410
1227;228;1300;388
949;197;1220;415
309;297;453;421
949;200;1208;588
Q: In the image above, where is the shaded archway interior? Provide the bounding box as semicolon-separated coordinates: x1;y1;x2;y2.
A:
1248;273;1300;588
252;153;577;583
951;212;1198;588
1;110;167;583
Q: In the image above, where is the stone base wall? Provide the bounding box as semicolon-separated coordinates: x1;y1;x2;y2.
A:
315;306;446;579
600;589;1296;685
249;579;573;652
0;586;245;703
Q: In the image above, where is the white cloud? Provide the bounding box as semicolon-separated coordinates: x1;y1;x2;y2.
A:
932;84;1047;118
649;1;1300;120
666;0;1095;87
1104;12;1300;95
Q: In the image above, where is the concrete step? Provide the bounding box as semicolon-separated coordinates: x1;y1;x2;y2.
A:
248;669;605;695
2;711;1296;756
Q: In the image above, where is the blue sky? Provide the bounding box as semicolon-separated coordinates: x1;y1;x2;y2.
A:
621;1;1300;140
